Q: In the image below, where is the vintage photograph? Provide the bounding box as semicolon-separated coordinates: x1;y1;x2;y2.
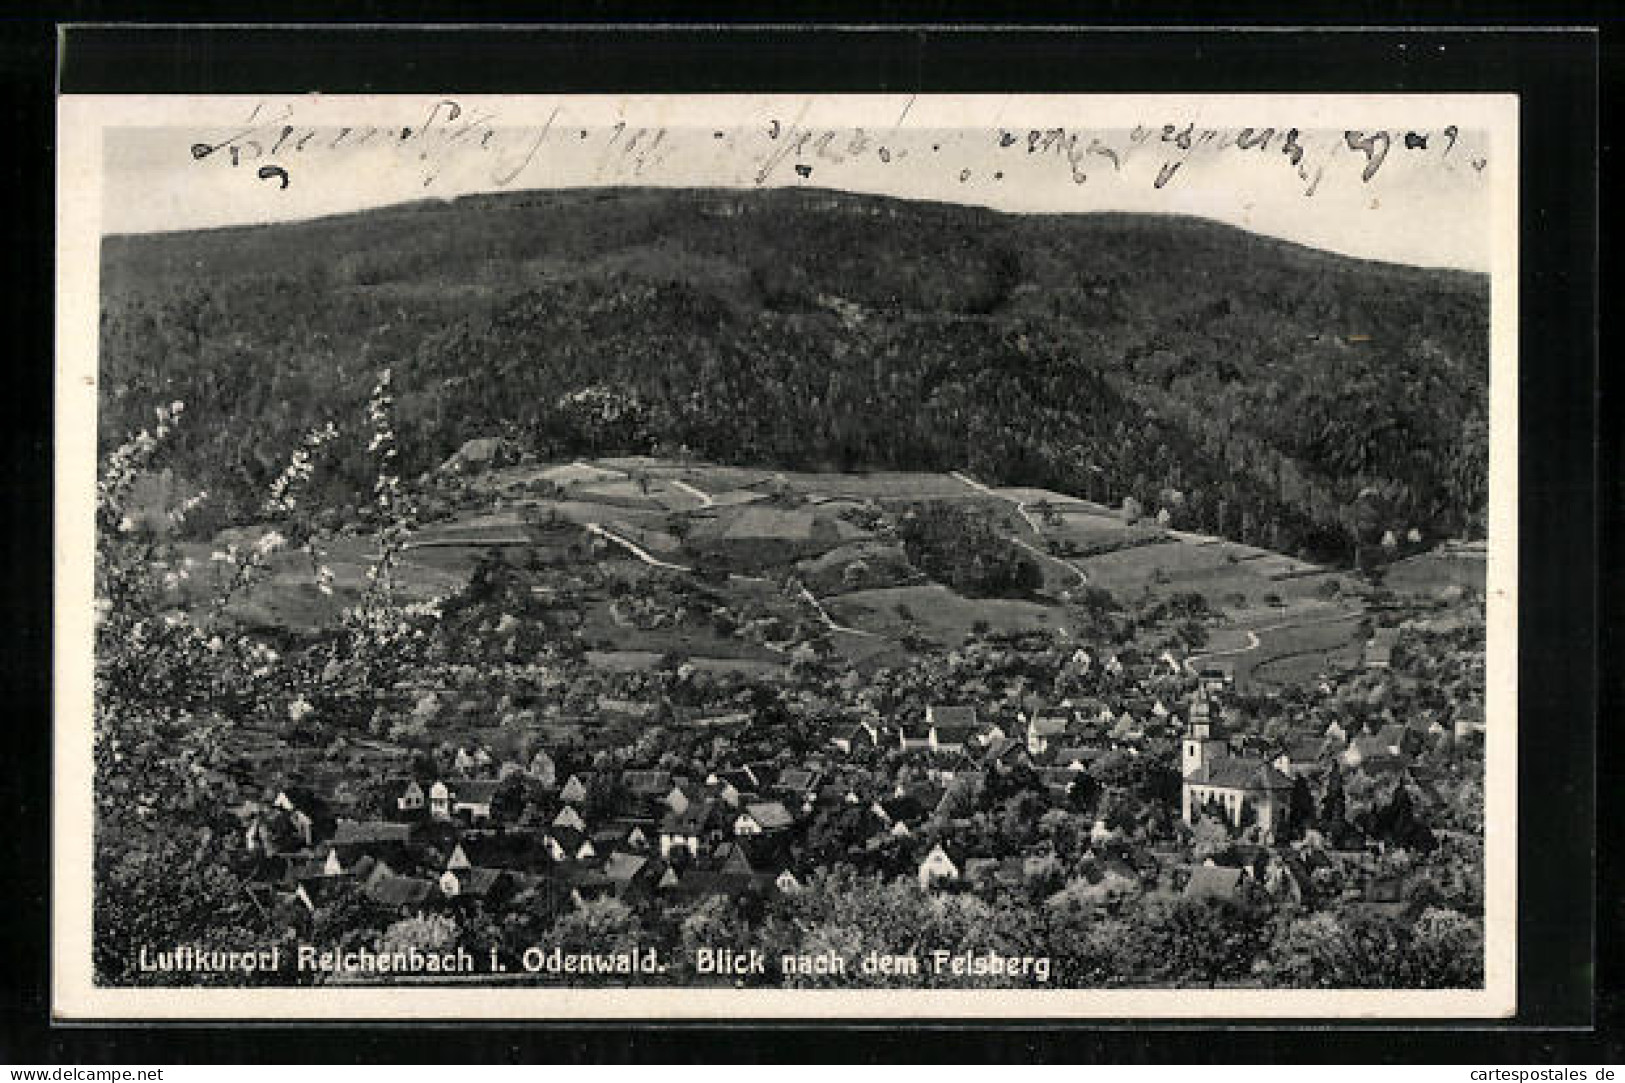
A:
54;93;1517;1019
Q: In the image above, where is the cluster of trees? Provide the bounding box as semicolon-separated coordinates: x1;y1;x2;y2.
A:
894;502;1042;598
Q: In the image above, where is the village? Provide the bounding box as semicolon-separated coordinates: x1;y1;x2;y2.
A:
204;569;1486;987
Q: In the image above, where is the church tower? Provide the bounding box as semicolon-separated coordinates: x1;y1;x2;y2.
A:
1181;695;1229;778
1182;694;1232;824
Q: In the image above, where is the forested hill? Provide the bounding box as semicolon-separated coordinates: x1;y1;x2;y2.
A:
99;186;1489;563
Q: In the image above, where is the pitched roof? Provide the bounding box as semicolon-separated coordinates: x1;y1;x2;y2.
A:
331;820;413;847
880;795;925;822
743;801;795;830
1349;735;1405;761
448;867;505;896
927;705;978;729
719;768;759;794
775;769;819;793
1185;756;1294;791
451;779;503;804
981;737;1028;765
1028;713;1073;737
1284;737;1331;763
660;802;716;833
622;769;674;795
1051;745;1105;767
366;874;436;908
601;851;649;883
547;826;588;853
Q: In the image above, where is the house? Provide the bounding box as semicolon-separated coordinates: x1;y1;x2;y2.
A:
615;820;653;851
451;780;502;822
1050;746;1105;772
924;705;981;753
659;802;719;859
878;794;925;828
719;768;761;797
833;719;885;754
544;827;598;864
280;807;316;848
428;781;453;821
1371;723;1419;756
1342;736;1407;772
330;820;413;865
917;843;961;888
600;851;654;899
293;875;356;914
559;774;590;804
897;723;933;753
365;874;436;910
932;773;985;820
663;784;694;815
527;750;557;782
1024;710;1073;755
1037;767;1082;797
745;761;780;790
775;869;803;894
734;801;796;836
438;866;506;900
563;869;618;907
396;779;426;815
774;769;822;800
591;827;626;856
981;737;1032;769
622;769;674;798
552;805;587;832
1197;665;1233;695
1272;738;1333;777
1365;627;1400;669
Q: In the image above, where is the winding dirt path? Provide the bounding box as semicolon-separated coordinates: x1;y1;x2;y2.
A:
671;479;716;507
1185;610;1363;676
951;471;1090;585
798;586;880;638
585;522;692;572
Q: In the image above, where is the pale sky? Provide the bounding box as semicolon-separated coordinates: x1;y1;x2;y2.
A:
92;94;1506;272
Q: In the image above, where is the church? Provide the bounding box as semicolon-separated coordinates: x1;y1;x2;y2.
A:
1181;696;1294;839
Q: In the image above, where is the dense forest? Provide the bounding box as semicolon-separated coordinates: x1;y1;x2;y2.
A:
99;187;1490;564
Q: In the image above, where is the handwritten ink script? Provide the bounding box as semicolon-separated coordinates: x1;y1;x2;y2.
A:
185;98;1490;200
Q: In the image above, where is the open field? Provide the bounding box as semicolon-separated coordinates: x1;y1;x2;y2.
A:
1245;615;1368;689
1384;549;1487;596
1190;606;1367;692
825;583;1069;647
